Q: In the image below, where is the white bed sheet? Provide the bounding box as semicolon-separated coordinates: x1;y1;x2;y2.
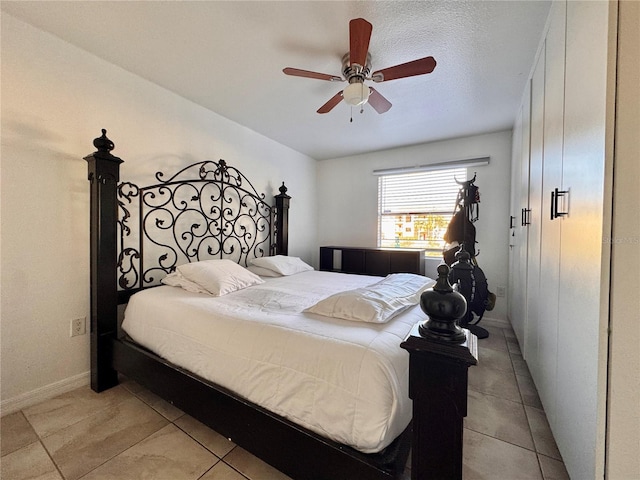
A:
122;270;434;453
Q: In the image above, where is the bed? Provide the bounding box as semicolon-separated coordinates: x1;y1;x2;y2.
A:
86;130;476;479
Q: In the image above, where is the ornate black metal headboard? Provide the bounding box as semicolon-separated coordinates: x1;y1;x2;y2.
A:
85;129;290;390
116;159;288;291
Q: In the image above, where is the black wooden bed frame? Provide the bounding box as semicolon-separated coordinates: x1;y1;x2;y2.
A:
86;130;476;480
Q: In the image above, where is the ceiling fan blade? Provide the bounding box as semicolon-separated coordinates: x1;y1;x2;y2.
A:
371;56;437;82
349;18;373;67
368;87;392;114
283;67;342;82
317;91;344;114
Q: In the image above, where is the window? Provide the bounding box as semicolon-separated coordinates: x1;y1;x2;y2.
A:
377;167;466;257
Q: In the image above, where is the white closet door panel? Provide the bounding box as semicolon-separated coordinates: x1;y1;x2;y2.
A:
508;107;522;325
517;82;532;352
512;82;532;350
536;0;566;428
556;1;612;478
524;46;545;379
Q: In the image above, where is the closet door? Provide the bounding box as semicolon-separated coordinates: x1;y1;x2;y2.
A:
508;107;521;317
508;82;531;350
536;0;566;427
517;83;531;351
524;46;545;374
555;1;613;477
508;111;521;326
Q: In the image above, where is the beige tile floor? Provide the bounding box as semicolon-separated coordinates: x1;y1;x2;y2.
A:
1;319;569;480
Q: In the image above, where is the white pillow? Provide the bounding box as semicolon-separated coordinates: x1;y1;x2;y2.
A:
176;259;264;296
249;255;314;276
305;274;435;324
161;271;209;294
246;265;282;277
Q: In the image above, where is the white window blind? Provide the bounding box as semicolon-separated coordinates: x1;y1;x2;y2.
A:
377;167;466;255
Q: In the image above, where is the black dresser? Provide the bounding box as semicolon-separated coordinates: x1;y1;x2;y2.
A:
319;246;425;276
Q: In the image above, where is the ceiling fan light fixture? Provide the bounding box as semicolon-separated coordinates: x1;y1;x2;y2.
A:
343;81;370;106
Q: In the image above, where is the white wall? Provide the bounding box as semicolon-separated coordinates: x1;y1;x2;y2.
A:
606;1;640;477
0;14;317;409
317;131;512;321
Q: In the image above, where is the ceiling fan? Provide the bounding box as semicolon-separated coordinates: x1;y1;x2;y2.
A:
283;18;437;115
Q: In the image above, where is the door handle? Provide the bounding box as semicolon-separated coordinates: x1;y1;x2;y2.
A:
551;188;569;220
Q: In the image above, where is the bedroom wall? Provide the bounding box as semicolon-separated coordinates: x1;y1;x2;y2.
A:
606;0;640;476
317;131;513;322
0;14;317;410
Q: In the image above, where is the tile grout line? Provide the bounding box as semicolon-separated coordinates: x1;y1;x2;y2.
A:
8;409;65;480
504;326;550;480
22;385;135;442
196;463;218;480
467;325;548;479
170;415;231;464
463;426;542;458
17;409;66;480
220;446;254;480
169;415;251;480
470;327;543;458
523;405;552;479
221;461;252;480
23;390;170;480
506;332;540;447
76;427;168;480
123;383;241;479
475;324;548;477
467;385;524;407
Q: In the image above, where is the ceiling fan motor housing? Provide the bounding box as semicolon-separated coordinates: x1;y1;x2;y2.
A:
342;52;371;83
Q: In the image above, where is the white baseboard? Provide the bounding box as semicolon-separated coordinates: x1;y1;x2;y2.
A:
1;371;90;417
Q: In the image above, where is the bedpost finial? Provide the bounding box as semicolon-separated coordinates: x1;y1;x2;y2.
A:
85;129;123;166
417;263;468;343
275;182;290;201
93;129;115;153
432;263;454;293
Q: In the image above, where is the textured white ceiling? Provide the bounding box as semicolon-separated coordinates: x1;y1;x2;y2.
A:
2;1;551;160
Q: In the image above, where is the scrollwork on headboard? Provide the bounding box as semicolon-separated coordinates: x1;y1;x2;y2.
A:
86;129;290;390
117;159;275;291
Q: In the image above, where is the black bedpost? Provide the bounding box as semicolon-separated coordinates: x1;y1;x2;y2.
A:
85;129;123;392
400;264;478;479
274;182;290;256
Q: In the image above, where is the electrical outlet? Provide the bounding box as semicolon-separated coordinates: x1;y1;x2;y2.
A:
496;286;507;298
70;317;86;337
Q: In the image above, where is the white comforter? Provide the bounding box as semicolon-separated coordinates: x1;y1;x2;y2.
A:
122;270;432;453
